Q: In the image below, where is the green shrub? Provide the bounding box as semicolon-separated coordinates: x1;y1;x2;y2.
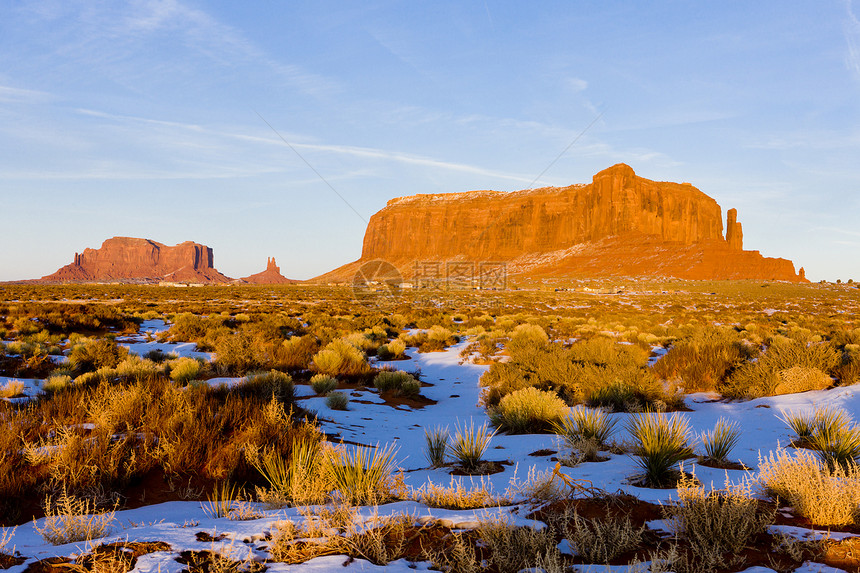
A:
312;339;371;377
488;387;568;434
626;411;694;487
373;369;418;395
115;355;162;382
168;357;202;385
241;370;294;401
310;374;338;394
68;338;127;374
326;391;349;410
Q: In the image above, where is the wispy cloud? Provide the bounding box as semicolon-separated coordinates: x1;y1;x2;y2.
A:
0;84;53;104
846;0;860;81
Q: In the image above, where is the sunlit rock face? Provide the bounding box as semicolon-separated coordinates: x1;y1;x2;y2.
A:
319;163;805;283
241;257;297;284
42;237;232;283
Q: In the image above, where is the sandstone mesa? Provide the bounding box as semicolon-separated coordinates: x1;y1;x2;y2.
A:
318;163;806;283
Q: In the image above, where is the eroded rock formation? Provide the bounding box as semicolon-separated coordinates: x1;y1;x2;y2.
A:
241;258;297;284
42;237;232;283
318;164;805;283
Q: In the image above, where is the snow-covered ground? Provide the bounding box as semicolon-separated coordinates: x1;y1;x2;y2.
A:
3;339;858;572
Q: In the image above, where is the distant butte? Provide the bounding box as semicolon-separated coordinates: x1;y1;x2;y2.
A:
241;257;298;284
41;237;232;284
315;163;806;283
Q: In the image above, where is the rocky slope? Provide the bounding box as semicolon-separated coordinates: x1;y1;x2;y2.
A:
317;164;805;283
42;237;232;284
241;258;297;284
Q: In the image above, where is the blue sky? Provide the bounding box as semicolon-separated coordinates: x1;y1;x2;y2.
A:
1;1;859;282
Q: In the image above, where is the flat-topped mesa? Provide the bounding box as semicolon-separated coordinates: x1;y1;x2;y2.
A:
241;257;297;284
318;163;806;283
42;237;232;283
362;163;724;262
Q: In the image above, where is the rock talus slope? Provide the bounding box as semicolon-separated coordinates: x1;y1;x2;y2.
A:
319;164;804;282
42;237;232;283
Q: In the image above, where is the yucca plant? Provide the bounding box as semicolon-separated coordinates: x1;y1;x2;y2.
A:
809;408;860;469
326;443;399;505
700;417;742;463
778;409;818;444
552;407;618;448
249;438;328;506
424;426;449;468
448;419;495;473
201;481;239;518
626;411;694;487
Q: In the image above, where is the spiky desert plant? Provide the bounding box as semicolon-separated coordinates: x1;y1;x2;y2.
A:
35;487;116;545
626;411;694;487
325;443;399;506
808;408;860;469
700;417;742;463
448;419;495;473
201;481;239;518
778;409;818;444
424;425;449;468
248;438;329;506
553;407;618;448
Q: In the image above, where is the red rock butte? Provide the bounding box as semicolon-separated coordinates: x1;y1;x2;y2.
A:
317;163;806;283
241;257;298;284
41;237;232;284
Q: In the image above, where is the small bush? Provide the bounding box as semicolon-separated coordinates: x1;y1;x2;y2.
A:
312;339;370;377
652;327;753;392
758;447;860;526
478;519;562;573
69;338;128;374
807;408;860;469
325;391;349;410
448;419;495;473
0;379;25;398
310;374;337;394
168;356;201;384
558;508;644;563
43;374;73;393
373;369;419;396
626;411;694;487
241;370;294;401
424;426;449;468
247;438;329;507
415;477;503;509
36;487;116;545
386;338;407;358
489;386;569;434
665;474;774;567
553;407;617;448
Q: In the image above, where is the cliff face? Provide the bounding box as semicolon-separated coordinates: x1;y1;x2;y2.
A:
320;164;805;283
42;237;232;283
241;258;297;284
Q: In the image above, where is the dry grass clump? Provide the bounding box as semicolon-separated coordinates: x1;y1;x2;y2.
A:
68;338;128;375
424;425;449;468
553;407;617;461
0;379;25;398
758;447;860;526
552;506;644;563
246;437;329;507
238;369;294;401
664;474;774;568
478;518;563;573
652;327;755;392
326;443;402;506
167;356;201;384
488;386;569;434
781;407;860;468
723;338;840;398
35;487;116;545
414;476;505;509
